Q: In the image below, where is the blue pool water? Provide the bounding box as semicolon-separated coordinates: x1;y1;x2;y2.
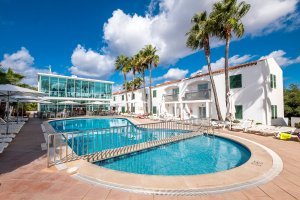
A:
49;118;132;132
96;135;251;175
49;118;191;156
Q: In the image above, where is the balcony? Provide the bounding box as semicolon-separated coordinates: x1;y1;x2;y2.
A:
164;94;179;102
183;90;211;101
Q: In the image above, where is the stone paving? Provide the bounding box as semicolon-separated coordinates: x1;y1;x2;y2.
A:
0;118;300;199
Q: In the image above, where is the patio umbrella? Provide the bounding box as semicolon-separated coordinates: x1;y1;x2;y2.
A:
85;101;107;105
227;92;236;130
58;101;81;115
0;84;45;134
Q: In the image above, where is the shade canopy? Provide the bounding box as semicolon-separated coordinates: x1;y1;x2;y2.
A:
85;101;107;105
0;84;45;97
40;100;53;104
58;100;81;105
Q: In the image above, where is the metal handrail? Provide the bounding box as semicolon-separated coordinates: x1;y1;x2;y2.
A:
46;118;214;167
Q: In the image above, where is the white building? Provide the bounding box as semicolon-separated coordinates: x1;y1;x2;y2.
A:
112;58;285;125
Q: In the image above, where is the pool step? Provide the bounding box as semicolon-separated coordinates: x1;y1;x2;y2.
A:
87;131;204;163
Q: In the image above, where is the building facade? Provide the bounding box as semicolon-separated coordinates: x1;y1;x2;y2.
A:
37;73;113;113
112;58;285;125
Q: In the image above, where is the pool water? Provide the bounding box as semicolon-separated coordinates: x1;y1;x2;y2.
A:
49;118;191;156
96;135;251;175
49;118;132;132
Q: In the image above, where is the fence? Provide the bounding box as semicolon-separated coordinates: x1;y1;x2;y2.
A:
47;118;213;167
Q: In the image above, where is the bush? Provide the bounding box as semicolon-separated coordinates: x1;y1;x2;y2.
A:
256;122;262;125
295;122;300;128
233;120;240;123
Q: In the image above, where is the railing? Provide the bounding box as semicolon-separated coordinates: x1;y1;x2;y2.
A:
47;118;214;167
184;90;211;101
164;94;179;102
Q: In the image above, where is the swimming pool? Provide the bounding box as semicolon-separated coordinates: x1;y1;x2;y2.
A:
49;118;191;156
49;118;132;132
96;135;251;175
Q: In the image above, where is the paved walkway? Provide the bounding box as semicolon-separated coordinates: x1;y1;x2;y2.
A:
0;119;300;199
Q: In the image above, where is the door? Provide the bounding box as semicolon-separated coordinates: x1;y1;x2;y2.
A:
199;106;206;118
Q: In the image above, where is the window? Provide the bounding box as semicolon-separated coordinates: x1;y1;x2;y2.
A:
132;93;135;100
153;90;157;98
235;105;243;119
40;76;49;94
270;74;277;89
131;104;135;112
122;95;124;101
121;106;126;113
172;88;179;94
271;105;277;119
153;106;157;114
230;74;242;89
198;83;208;91
113;96;116;101
50;77;58;97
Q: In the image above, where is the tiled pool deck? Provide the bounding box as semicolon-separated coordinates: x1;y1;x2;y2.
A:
1;118;300;199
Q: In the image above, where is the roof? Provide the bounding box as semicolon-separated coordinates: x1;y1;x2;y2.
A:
37;73;114;84
112;58;267;95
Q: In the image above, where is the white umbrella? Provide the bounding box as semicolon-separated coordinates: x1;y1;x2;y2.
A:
85;101;107;105
58;100;81;105
0;84;46;134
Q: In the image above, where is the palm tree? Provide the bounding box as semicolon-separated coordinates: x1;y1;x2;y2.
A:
132;52;148;113
186;11;223;120
142;44;159;115
132;77;143;90
115;55;131;112
211;0;250;119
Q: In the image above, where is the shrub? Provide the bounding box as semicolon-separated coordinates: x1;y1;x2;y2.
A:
233;120;240;123
295;122;300;128
256;122;262;125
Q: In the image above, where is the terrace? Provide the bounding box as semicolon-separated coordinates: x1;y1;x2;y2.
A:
0;117;300;199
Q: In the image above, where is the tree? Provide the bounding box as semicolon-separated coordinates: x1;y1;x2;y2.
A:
115;55;131;112
142;44;159;114
186;11;223;120
0;67;25;85
211;0;250;119
284;84;300;118
132;51;148;113
132;77;143;90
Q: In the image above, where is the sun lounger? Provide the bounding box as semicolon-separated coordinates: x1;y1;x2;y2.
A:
0;137;12;143
0;134;16;138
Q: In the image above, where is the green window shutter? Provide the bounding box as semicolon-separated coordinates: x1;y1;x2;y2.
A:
270;74;277;88
122;95;124;100
235;105;243;119
270;74;273;88
121;106;125;113
131;106;135;112
132;93;135;100
153;106;157;114
271;105;278;119
153;90;157;98
274;75;276;88
230;74;242;89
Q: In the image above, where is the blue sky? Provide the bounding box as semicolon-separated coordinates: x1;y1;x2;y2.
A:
0;0;299;90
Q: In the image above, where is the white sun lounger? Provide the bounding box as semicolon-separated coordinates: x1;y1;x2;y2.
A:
0;137;12;143
0;134;16;138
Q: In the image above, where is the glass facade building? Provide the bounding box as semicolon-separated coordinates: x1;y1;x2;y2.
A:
38;73;113;113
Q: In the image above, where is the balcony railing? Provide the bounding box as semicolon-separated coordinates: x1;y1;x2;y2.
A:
164;94;179;102
184;89;211;101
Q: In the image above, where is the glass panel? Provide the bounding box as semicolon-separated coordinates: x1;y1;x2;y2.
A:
198;83;208;91
82;81;89;98
94;82;101;98
89;82;94;98
75;80;81;97
172;88;179;95
40;76;49;94
58;78;66;97
50;77;58;97
67;79;75;97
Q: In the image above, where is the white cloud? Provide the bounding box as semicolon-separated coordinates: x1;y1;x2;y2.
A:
101;0;299;66
260;50;300;67
163;68;189;80
191;54;253;76
0;47;49;85
69;45;115;79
